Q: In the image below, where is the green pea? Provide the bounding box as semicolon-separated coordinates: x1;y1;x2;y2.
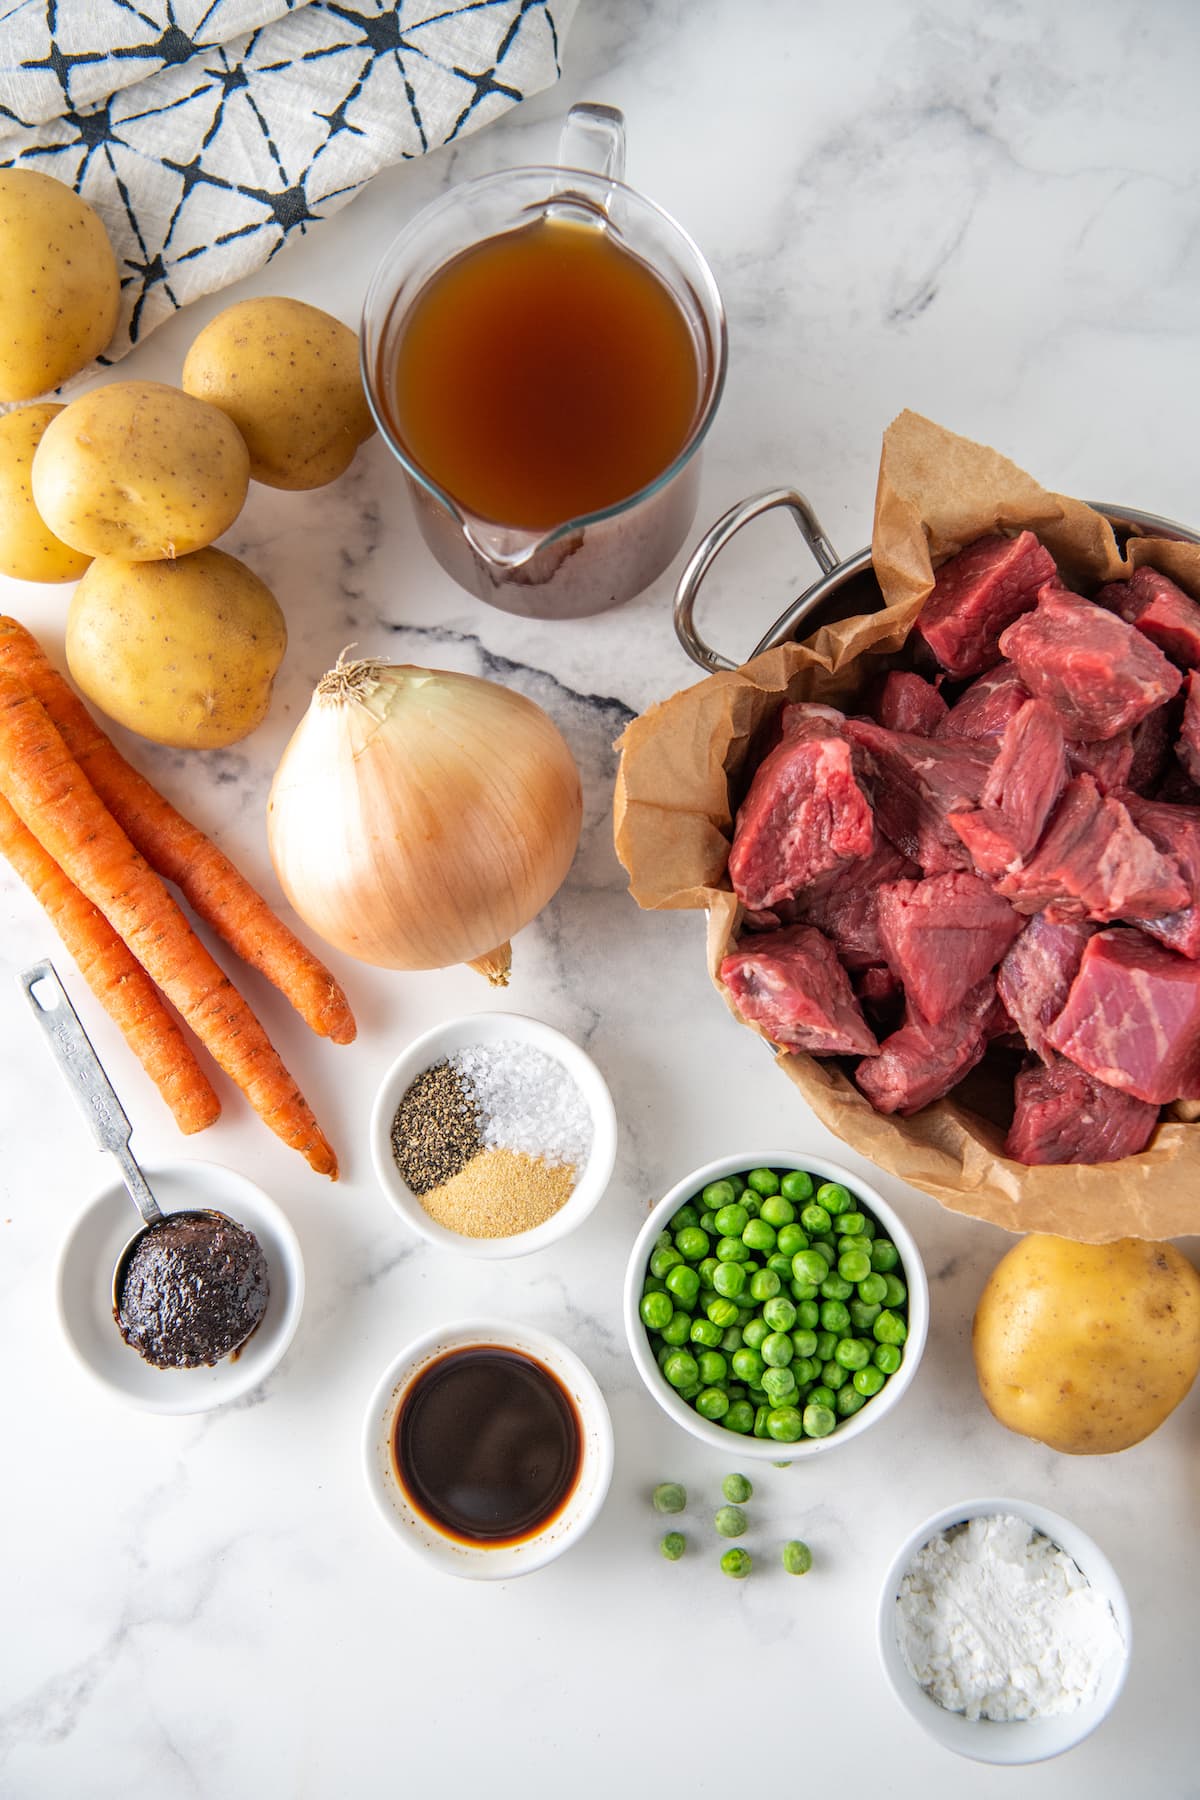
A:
720;1547;753;1578
665;1264;700;1306
789;1327;818;1359
740;1192;761;1218
820;1359;848;1391
742;1317;770;1350
767;1252;794;1278
697;1350;728;1384
753;1404;772;1438
839;1211;867;1236
776;1223;809;1258
870;1239;900;1272
747;1167;781;1196
724;1400;755;1434
749;1268;782;1302
808;1384;836;1409
736;1305;757;1327
699;1211;717;1234
714;1202;749;1238
716;1235;751;1264
689;1318;722;1349
854;1363;887;1396
642;1273;667;1293
800;1203;832;1235
857;1272;888;1305
697;1256;719;1291
820;1273;853;1302
759;1193;795;1229
712;1260;747;1300
781;1169;815;1203
672;1202;700;1230
811;1238;837;1264
727;1382;746;1400
678;1382;702;1401
762;1295;797;1332
663;1351;698;1390
660;1531;686;1560
839;1249;873;1284
714;1503;748;1538
791;1249;828;1286
661;1311;692;1345
836;1385;867;1417
882;1274;908;1308
816;1181;853;1215
834;1337;870;1371
655;1230;672;1249
795;1300;820;1331
656;1343;676;1371
874;1309;908;1346
874;1342;903;1375
782;1538;812;1575
702;1179;737;1211
732;1347;764;1383
652;1482;686;1513
814;1330;837;1360
725;1174;746;1198
639;1290;672;1331
849;1299;883;1331
762;1366;797;1403
802;1402;836;1438
705;1296;740;1329
742;1218;776;1253
696;1386;729;1421
766;1406;805;1443
789;1279;819;1303
722;1472;753;1504
675;1226;710;1262
762;1331;794;1368
650;1245;682;1277
820;1300;851;1334
791;1355;820;1386
720;1325;744;1353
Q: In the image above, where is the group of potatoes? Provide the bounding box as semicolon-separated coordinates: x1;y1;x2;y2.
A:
0;168;376;749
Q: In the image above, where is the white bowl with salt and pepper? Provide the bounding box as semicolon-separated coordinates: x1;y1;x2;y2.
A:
369;1012;617;1259
877;1497;1131;1764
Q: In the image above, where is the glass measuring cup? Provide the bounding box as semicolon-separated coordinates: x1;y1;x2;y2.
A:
361;103;727;620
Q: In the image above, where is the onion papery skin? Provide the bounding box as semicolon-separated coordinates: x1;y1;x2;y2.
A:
267;662;583;975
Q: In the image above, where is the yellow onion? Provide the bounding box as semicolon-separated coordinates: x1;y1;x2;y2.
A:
267;655;582;983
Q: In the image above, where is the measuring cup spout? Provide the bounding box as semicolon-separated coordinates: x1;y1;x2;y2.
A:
460;515;546;572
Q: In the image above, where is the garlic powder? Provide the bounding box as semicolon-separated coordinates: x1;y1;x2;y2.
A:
895;1513;1123;1721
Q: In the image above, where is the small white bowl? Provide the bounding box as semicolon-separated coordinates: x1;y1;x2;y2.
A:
369;1011;617;1259
623;1149;928;1463
362;1318;614;1579
56;1160;305;1415
877;1497;1132;1764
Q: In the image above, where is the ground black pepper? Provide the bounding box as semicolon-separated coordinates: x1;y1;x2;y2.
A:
391;1059;483;1194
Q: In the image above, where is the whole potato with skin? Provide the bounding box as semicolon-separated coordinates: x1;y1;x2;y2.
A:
0;170;120;402
973;1234;1200;1454
0;406;91;582
66;548;286;749
182;297;375;490
32;381;250;561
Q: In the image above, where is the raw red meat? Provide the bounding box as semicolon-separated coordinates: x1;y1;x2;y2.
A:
855;964;903;1009
996;775;1188;921
873;671;948;736
843;717;995;874
798;838;918;968
936;664;1030;740
1176;670;1200;786
914;531;1057;678
1045;927;1200;1104
877;872;1022;1023
948;699;1068;877
728;715;874;910
719;925;879;1057
1125;796;1200;959
998;586;1181;740
1005;1054;1159;1164
854;980;995;1116
1066;732;1135;794
996;913;1095;1063
1128;706;1172;795
1155;759;1200;807
1097;566;1200;670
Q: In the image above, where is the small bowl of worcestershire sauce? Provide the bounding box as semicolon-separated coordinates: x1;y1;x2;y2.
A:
362;1319;614;1578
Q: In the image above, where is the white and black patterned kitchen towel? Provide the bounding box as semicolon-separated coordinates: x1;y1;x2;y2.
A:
0;0;578;370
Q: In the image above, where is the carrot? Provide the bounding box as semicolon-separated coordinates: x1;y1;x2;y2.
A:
0;675;338;1178
0;617;355;1045
0;792;222;1135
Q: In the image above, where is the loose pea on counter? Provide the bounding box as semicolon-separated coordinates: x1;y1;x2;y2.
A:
639;1168;910;1442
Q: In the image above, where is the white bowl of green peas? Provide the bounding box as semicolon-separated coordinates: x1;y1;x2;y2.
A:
624;1152;928;1462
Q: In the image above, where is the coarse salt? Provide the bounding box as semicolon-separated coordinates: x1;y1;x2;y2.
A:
450;1041;593;1170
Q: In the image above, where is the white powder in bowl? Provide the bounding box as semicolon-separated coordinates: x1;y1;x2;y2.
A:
895;1513;1124;1722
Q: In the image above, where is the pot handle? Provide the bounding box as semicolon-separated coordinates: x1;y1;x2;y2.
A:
673;488;840;673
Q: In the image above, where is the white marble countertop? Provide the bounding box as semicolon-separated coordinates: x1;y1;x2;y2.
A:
3;2;1200;1794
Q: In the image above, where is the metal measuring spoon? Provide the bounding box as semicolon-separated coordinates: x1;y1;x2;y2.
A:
21;960;268;1368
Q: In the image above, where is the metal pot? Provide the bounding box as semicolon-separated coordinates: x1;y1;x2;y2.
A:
674;487;1200;672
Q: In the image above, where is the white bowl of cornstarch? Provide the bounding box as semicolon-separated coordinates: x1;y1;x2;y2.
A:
370;1011;618;1258
877;1497;1131;1763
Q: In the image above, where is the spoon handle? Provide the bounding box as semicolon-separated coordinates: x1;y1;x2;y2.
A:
19;960;164;1228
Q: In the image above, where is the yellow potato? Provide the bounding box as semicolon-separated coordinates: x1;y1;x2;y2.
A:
66;547;286;749
182;296;375;490
0;171;121;401
31;381;250;561
0;405;91;582
973;1234;1200;1455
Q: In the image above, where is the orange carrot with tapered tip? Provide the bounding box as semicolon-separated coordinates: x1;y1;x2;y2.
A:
0;616;355;1045
0;792;221;1135
0;675;337;1177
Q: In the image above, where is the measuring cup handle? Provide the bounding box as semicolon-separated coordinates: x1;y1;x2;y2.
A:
673;488;841;673
558;102;626;182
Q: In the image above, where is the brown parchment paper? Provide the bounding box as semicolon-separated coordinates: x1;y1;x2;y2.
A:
614;410;1200;1242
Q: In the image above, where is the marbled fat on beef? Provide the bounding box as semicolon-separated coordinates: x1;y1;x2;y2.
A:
998;586;1182;740
843;717;995;874
936;663;1031;740
996;913;1095;1064
948;698;1068;877
1005;1054;1159;1164
873;670;948;736
1097;566;1200;670
877;872;1022;1023
1045;927;1200;1104
719;925;879;1057
996;775;1189;921
853;980;995;1116
727;715;874;910
914;531;1057;678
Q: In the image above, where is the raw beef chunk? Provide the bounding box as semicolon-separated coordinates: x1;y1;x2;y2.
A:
998;586;1181;740
855;964;903;1010
1045;927;1200;1104
936;664;1031;740
996;914;1095;1063
1066;732;1135;794
843;718;995;874
996;776;1188;921
854;980;995;1116
1176;670;1200;787
728;715;874;910
873;671;948;736
948;699;1068;877
1128;706;1172;795
720;925;879;1056
798;838;918;967
914;531;1057;678
1126;796;1200;959
1097;566;1200;670
1005;1054;1159;1164
877;872;1021;1023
